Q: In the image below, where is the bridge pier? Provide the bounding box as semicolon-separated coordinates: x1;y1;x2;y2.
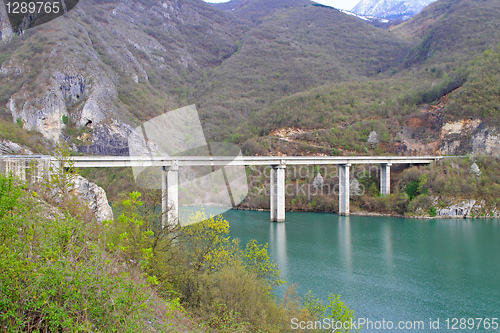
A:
5;159;26;181
161;161;179;229
380;163;391;196
270;164;286;222
0;157;50;184
339;164;350;216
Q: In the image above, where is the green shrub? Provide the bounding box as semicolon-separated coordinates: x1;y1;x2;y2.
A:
0;176;160;332
405;174;428;200
0;174;23;219
303;292;359;333
243;239;284;287
429;207;437;217
408;194;433;214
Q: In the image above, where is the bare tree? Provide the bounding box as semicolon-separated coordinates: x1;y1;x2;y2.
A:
368;131;378;148
470;163;482;178
312;173;324;189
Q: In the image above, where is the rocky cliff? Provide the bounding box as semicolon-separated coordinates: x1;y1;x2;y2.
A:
0;139;114;222
431;198;498;218
0;138;33;154
0;4;13;41
72;174;114;222
440;120;500;156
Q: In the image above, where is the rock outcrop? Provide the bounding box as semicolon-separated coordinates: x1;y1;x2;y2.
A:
9;86;68;143
72;175;114;223
435;199;476;218
439;119;500;156
471;127;500;156
0;139;33;155
433;197;499;218
5;67;129;154
0;3;13;41
77;119;133;156
0;142;113;222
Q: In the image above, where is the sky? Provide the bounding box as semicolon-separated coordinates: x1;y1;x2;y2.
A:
204;0;361;12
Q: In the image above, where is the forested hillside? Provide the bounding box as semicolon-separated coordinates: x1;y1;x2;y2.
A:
1;0;498;158
235;0;500;157
195;2;411;139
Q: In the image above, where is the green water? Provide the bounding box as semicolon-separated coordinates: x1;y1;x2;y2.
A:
221;209;500;332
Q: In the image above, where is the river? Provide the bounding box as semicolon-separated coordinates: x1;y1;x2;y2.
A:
220;209;500;332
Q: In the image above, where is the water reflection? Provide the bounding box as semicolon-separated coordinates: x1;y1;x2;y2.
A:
338;216;353;274
269;222;288;277
383;223;394;274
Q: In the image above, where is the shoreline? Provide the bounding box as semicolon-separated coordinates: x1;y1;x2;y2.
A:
232;206;498;220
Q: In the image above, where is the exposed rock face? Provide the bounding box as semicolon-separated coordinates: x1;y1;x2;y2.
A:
440;140;461;156
471;127;500;156
55;73;89;108
0;144;113;222
406;196;500;218
5;67;128;153
9;87;68;142
439;119;481;155
435;198;499;218
72;175;114;223
77;119;132;155
0;3;13;41
439;119;500;156
441;119;482;137
0;139;33;155
436;199;476;218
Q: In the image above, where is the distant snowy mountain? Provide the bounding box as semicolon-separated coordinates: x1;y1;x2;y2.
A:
339;9;390;24
351;0;437;21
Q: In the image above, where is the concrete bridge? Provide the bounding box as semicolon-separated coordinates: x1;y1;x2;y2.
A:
0;155;441;224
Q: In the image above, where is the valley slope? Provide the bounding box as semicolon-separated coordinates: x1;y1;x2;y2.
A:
0;0;498;158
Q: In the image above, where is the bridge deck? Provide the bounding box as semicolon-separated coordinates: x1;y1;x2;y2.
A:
63;155;442;168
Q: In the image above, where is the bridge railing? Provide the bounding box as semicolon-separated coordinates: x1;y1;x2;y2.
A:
67;155;443;168
0;155;52;183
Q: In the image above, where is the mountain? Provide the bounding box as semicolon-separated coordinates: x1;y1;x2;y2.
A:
0;0;411;148
213;0;311;24
244;0;500;157
0;0;246;154
352;0;437;21
0;0;498;159
196;0;411;139
393;0;500;65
